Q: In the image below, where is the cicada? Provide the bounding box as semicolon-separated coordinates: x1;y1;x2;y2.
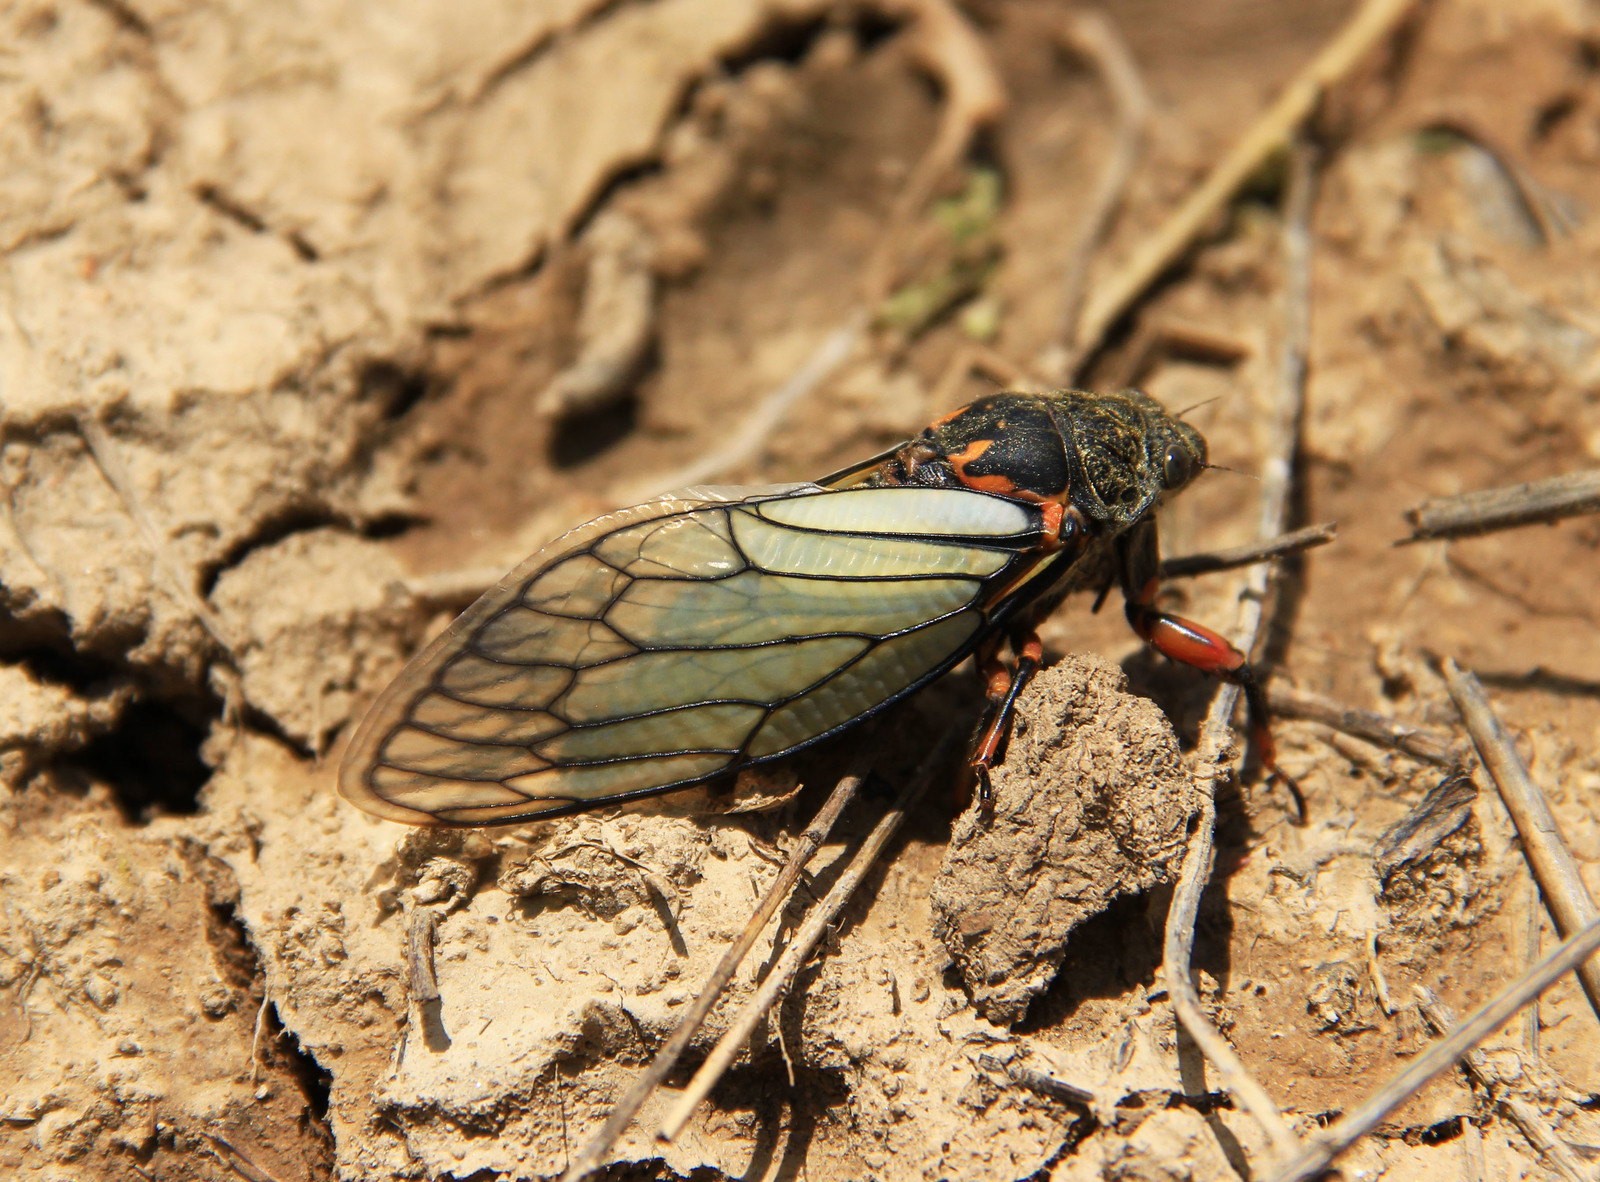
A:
339;389;1278;826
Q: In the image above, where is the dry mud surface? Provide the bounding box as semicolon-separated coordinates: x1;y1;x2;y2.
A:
4;0;1600;1180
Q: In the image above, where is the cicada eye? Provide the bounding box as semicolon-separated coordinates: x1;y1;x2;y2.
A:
1161;445;1193;489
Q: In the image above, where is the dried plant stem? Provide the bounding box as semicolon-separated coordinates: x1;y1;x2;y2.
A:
558;767;867;1182
618;310;867;503
1051;9;1149;379
656;733;957;1142
1160;522;1336;580
1162;140;1320;1167
1416;988;1589;1182
78;412;241;655
404;906;441;1008
1266;684;1463;767
929;341;1041;411
204;1133;287;1182
978;1053;1097;1107
1400;469;1600;543
864;0;1007;304
1265;917;1600;1182
1441;659;1600;1021
1166;703;1300;1158
1072;0;1414;365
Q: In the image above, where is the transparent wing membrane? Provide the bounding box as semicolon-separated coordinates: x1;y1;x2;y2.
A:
338;485;1048;825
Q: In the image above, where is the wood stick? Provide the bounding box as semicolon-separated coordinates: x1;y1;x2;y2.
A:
1265;917;1600;1182
1399;469;1600;543
78;412;241;655
1440;659;1600;1021
1416;988;1589;1182
1266;683;1464;767
863;0;1007;304
617;311;867;503
204;1133;287;1182
979;1052;1097;1107
558;767;868;1182
656;734;957;1142
1072;0;1416;366
1160;140;1321;1169
1160;522;1337;580
1050;9;1149;380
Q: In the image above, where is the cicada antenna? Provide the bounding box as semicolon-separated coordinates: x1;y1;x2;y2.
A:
1203;462;1260;481
1174;395;1223;419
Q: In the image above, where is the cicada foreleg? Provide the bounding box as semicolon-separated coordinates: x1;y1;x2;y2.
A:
968;630;1044;818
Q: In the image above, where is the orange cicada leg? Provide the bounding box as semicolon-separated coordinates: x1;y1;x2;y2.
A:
1125;577;1304;822
968;631;1044;818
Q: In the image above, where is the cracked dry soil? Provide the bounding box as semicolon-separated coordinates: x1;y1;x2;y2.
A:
4;1;1600;1180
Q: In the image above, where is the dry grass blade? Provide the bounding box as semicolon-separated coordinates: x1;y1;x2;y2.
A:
203;1133;287;1182
1049;8;1149;381
1441;658;1600;1021
618;310;867;503
1265;916;1600;1182
1416;988;1591;1182
978;1053;1097;1107
1072;0;1415;366
1160;140;1321;1168
558;767;868;1182
77;412;242;655
1266;683;1464;767
863;0;1007;304
656;733;957;1143
1159;522;1337;580
1399;469;1600;543
1165;703;1302;1161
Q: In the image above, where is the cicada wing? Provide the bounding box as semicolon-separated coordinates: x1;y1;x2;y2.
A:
339;485;1050;826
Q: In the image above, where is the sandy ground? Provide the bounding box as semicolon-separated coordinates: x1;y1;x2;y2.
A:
4;0;1600;1179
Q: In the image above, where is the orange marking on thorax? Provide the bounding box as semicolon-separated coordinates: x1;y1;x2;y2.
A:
949;438;1028;498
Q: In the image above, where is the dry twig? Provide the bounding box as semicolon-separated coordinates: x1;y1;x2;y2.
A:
1416;988;1590;1182
1159;522;1336;580
78;412;241;655
204;1133;287;1182
404;906;441;1009
979;1052;1097;1107
1101;318;1253;391
656;734;956;1141
1160;140;1320;1168
1072;0;1416;367
1047;9;1149;381
1266;683;1464;767
559;767;867;1182
1399;469;1600;543
1265;917;1600;1182
864;0;1007;304
1441;658;1600;1021
616;311;867;503
928;341;1042;410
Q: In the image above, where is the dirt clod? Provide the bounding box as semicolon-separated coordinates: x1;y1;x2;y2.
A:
933;656;1196;1025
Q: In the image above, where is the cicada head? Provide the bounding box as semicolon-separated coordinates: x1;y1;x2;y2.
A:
1026;389;1203;532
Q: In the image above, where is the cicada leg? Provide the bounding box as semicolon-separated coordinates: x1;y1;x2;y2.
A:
968;630;1043;818
1124;575;1305;823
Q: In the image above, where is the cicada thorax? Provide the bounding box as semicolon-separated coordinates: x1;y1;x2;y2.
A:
916;397;1075;502
865;389;1206;534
